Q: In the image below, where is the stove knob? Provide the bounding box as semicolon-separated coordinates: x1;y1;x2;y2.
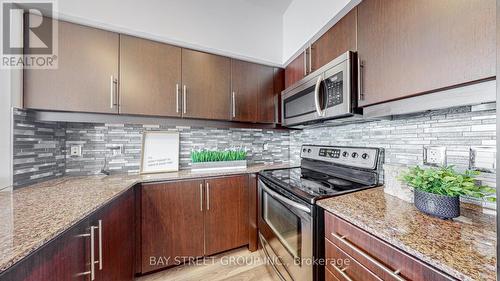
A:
302;148;307;153
307;149;312;153
342;151;349;157
362;153;369;159
351;152;359;158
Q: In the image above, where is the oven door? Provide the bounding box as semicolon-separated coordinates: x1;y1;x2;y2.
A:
258;178;313;281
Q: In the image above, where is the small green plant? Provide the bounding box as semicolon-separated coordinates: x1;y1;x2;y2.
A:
191;149;246;163
400;166;495;201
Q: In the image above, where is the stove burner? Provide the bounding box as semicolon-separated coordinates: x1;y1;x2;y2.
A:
327;178;352;186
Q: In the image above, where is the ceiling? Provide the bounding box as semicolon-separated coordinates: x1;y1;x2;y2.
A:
243;0;293;15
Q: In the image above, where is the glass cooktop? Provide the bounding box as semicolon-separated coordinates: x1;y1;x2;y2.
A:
259;167;373;204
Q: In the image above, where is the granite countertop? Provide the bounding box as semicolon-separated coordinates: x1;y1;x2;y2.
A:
0;163;292;273
317;187;496;281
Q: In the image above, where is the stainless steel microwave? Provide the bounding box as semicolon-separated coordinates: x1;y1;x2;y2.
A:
281;51;360;128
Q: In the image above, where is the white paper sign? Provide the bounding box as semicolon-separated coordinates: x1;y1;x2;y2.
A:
140;131;179;174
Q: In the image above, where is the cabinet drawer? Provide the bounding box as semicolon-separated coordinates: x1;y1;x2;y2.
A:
326;239;381;281
325;267;341;281
324;212;455;281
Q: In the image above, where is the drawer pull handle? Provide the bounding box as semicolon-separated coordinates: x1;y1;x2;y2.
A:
331;232;405;281
333;265;353;281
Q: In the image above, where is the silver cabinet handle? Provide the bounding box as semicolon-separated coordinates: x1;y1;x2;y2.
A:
308;45;312;73
90;225;97;280
332;265;353;281
109;75;115;109
98;220;103;270
303;49;307;76
182;85;187;114
314;75;324;116
331;232;405;281
206;182;210;210
232;91;236;118
199;183;203;211
176;84;180;113
358;57;364;101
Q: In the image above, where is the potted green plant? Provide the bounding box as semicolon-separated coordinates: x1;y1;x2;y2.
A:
400;166;495;219
191;149;247;172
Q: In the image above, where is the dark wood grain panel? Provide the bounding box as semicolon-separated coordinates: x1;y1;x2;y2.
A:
119;35;181;117
324;212;455;281
181;49;231;120
24;15;119;113
204;175;249;256
92;188;135;281
311;8;357;71
357;0;495;106
257;65;276;124
285;52;305;88
141;180;205;273
325;267;341;281
0;219;89;281
248;174;258;252
325;239;380;281
273;67;285;124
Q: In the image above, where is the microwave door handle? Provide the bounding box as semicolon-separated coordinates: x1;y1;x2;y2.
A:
314;76;324;116
259;180;311;213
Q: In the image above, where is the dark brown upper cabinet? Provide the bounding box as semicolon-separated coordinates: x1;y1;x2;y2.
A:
285;51;306;88
181;49;231;120
357;0;496;107
24;15;119;114
119;35;182;117
311;8;357;71
231;60;275;123
273;68;285;124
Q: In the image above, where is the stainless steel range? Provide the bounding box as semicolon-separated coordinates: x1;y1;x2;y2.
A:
258;145;383;281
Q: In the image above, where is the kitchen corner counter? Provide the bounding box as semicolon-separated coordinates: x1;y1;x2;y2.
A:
317;187;496;281
0;163;292;273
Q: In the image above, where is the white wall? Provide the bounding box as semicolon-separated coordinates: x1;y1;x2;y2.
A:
282;0;358;63
57;0;284;65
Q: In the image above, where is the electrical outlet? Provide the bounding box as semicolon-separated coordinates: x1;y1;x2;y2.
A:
70;145;82;157
423;146;446;166
470;146;496;173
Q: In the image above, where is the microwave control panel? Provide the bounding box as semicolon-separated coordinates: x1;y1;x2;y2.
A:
324;72;343;108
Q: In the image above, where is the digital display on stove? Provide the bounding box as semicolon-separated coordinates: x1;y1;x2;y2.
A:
319;148;341;158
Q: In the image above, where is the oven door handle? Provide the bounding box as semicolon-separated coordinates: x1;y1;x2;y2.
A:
260;180;311;213
314;75;324;117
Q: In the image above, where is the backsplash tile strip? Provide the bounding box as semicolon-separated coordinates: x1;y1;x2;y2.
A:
12;104;496;201
12;109;66;187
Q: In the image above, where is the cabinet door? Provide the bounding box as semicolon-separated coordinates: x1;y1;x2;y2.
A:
141;180;205;273
181;49;231;120
273;68;285;124
24;16;119;113
119;35;182;117
231;60;274;123
311;8;357;71
357;0;495;107
0;219;89;281
285;51;306;88
204;175;248;256
92;188;135;281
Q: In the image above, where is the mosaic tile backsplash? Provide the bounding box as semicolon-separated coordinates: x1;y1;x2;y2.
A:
13;104;496;195
290;105;497;198
12;108;290;187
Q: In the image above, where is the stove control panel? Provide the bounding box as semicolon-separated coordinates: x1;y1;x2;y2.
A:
301;145;380;170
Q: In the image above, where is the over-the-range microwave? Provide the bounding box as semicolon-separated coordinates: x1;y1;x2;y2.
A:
281;51;361;128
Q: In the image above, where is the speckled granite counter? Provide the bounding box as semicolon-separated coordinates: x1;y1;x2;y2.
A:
317;187;496;281
0;163;292;273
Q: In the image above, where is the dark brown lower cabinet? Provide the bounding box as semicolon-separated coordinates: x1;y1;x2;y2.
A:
140;179;205;273
204;175;248;255
0;188;135;281
324;211;455;281
140;175;249;273
91;188;135;281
